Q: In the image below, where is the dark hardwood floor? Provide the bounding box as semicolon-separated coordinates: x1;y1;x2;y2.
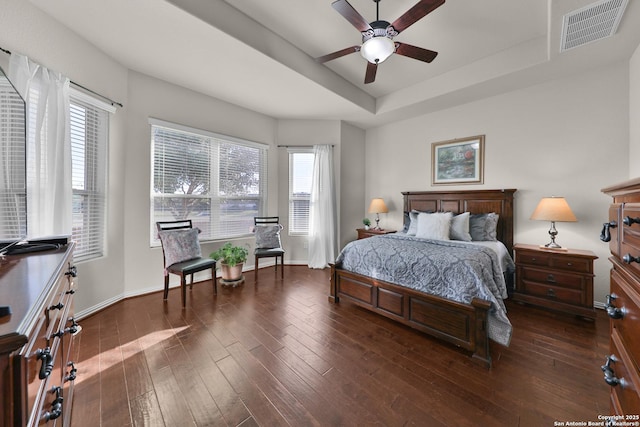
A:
70;266;610;426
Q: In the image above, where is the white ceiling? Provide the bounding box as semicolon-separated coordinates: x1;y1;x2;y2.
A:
29;0;640;128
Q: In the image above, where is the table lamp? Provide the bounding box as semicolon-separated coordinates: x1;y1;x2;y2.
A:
530;196;577;249
368;198;388;230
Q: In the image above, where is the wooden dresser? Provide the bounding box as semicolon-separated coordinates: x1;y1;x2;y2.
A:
0;243;78;427
602;178;640;416
513;243;597;320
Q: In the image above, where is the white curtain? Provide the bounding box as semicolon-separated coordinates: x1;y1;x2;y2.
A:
308;144;336;269
9;53;72;238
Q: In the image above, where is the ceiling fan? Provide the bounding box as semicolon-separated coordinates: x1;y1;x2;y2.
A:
316;0;445;84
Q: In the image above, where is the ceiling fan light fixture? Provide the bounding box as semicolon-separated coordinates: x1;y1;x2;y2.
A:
361;36;395;64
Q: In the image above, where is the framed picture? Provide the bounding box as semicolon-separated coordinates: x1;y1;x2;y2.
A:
431;135;485;185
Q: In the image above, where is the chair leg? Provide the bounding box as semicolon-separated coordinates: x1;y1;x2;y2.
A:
255;255;259;281
181;275;187;308
280;255;284;279
211;266;217;295
163;275;170;300
189;273;194;289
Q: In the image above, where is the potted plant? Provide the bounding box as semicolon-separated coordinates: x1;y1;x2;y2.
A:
362;218;371;230
209;242;249;281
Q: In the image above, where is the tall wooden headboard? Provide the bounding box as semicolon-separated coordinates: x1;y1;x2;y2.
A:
402;189;517;254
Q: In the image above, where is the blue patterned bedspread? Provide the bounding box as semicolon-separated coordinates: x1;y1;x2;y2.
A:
335;233;513;346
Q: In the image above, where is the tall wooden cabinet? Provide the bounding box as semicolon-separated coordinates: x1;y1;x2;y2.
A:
602;179;640;415
0;243;78;426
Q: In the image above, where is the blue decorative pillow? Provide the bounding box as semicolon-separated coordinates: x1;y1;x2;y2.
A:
255;224;282;249
469;213;499;241
158;228;201;267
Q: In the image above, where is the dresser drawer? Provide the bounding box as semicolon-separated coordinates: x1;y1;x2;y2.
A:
610;266;640;374
519;267;585;290
609;329;640;416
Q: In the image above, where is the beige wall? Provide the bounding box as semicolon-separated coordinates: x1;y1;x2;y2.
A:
365;62;630;305
631;43;640;177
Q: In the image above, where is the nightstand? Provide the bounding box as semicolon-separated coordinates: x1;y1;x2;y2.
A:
513;243;598;320
357;228;396;240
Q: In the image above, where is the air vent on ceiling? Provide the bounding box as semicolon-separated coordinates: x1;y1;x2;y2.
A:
560;0;628;52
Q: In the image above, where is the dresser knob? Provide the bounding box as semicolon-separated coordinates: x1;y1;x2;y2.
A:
547;288;556;298
623;216;640;226
602;355;626;387
546;274;556;283
605;294;624;320
623;253;640;264
600;221;617;242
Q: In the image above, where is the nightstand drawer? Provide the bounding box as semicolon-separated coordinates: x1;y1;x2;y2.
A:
517;250;552;268
521;281;584;305
517;250;592;273
519;268;585;290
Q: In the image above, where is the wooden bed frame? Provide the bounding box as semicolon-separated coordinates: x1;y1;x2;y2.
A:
329;189;517;368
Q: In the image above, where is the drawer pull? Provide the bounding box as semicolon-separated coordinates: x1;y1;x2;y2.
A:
601;355;626;387
547;288;556;298
546;274;556;283
600;221;617;242
65;289;75;295
66;265;77;278
66;317;80;335
623;216;640;226
43;386;63;422
49;302;64;311
605;294;624;320
65;361;77;382
623;253;640;264
36;347;54;380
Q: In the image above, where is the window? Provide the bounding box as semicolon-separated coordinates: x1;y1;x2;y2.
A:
0;73;26;240
70;91;111;262
288;149;314;235
150;119;267;245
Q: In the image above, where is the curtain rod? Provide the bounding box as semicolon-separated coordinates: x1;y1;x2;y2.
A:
0;46;124;108
277;144;335;148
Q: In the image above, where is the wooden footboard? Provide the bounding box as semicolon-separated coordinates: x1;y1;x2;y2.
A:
329;264;492;368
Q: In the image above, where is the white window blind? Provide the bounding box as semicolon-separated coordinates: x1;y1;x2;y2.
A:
0;73;26;239
150;119;267;245
70;95;109;262
288;150;314;235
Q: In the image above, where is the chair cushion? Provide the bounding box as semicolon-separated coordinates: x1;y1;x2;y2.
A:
255;224;282;249
255;247;285;257
167;257;216;274
158;228;202;267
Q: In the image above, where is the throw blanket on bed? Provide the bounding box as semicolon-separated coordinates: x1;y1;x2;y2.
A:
335;233;513;346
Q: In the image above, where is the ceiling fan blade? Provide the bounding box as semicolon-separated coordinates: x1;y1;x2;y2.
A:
331;0;372;32
395;42;438;63
391;0;445;34
364;62;378;84
315;46;360;63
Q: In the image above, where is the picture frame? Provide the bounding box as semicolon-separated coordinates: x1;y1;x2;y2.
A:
431;135;485;185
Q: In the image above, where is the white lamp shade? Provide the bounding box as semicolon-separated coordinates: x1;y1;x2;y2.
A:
361;37;395;64
368;198;389;214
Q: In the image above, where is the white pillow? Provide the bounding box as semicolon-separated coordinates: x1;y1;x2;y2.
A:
450;212;472;241
407;210;420;236
415;212;453;240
